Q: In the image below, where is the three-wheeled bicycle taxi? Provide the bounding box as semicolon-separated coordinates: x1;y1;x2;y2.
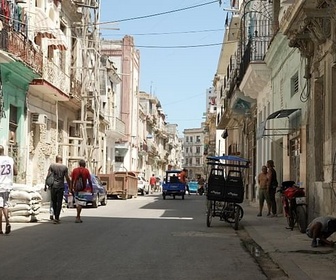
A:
206;155;250;230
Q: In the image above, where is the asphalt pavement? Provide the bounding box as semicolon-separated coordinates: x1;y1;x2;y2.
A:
5;199;336;280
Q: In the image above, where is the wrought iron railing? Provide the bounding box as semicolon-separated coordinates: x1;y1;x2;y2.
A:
0;25;43;75
43;57;70;95
237;36;272;84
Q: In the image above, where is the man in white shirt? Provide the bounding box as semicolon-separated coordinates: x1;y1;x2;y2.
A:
0;145;18;234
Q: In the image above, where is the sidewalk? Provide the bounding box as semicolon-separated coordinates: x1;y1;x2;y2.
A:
243;202;336;280
7;203;73;232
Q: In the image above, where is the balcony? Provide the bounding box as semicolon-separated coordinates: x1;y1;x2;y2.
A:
147;139;158;155
43;58;70;95
106;117;126;139
0;25;43;75
238;37;272;99
138;142;148;156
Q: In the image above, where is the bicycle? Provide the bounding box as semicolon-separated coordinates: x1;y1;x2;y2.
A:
205;155;250;230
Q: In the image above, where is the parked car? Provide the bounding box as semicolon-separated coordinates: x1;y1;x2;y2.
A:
138;175;149;195
64;174;108;208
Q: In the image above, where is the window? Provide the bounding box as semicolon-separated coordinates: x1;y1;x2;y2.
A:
196;147;200;154
196;135;201;143
9;105;17;143
290;72;299;96
190;136;193;142
185;147;188;153
115;156;124;162
186;136;189;142
47;46;54;60
196;158;200;165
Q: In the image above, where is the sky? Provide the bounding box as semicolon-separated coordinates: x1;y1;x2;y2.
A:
100;1;229;136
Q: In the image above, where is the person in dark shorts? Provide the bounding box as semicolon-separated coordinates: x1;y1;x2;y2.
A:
267;160;278;217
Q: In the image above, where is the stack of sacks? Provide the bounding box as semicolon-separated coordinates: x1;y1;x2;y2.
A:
8;184;43;223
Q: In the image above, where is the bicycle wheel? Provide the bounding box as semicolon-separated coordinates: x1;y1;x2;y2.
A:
225;204;244;223
287;207;295;230
296;205;308;233
234;205;240;230
206;200;213;227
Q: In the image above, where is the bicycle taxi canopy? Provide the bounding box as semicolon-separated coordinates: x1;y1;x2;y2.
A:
206;155;250;203
206;155;250;168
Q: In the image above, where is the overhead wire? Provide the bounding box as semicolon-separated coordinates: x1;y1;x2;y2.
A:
98;0;220;25
101;28;224;36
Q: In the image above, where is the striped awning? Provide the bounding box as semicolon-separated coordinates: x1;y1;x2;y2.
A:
34;7;57;38
47;29;68;51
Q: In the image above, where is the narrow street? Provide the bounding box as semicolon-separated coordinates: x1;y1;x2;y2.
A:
0;194;267;280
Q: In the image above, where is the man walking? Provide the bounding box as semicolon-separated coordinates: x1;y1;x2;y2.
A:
257;165;271;217
267;160;278;217
179;168;189;195
70;159;92;223
47;155;71;224
0;145;17;234
149;174;156;193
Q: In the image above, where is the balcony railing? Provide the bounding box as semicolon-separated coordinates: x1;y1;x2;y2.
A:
43;57;70;94
1;25;43;75
114;117;126;135
237;36;271;85
106;116;126;138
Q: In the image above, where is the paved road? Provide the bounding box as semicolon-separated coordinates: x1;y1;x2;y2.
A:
0;194;267;280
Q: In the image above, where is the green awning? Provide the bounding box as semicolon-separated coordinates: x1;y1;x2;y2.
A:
1;61;40;88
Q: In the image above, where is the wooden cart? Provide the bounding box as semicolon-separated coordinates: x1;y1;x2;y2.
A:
98;171;138;199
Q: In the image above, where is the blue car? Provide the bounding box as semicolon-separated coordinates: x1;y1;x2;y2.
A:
64;174;108;208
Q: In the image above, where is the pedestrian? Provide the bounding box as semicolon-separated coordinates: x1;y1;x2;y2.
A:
179;168;190;195
257;165;271;217
155;177;161;192
306;216;336;247
197;175;205;195
0;145;18;234
70;159;93;223
267;160;278;217
46;155;71;224
149;174;156;193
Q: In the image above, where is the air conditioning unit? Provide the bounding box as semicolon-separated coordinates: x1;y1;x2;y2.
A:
31;113;47;125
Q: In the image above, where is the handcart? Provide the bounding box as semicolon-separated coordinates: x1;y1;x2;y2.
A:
206;155;250;230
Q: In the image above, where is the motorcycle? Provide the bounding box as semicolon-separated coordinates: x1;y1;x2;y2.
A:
198;185;205;195
279;181;308;233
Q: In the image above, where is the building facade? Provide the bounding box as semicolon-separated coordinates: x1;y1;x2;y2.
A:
183;126;205;180
211;0;336;218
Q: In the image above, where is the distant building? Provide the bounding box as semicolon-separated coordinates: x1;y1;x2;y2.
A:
183;125;205;180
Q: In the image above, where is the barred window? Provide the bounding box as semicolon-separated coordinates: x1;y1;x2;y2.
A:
291;72;299;96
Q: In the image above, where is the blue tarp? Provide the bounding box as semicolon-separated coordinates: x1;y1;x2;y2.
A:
207;155;249;162
206;155;250;168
